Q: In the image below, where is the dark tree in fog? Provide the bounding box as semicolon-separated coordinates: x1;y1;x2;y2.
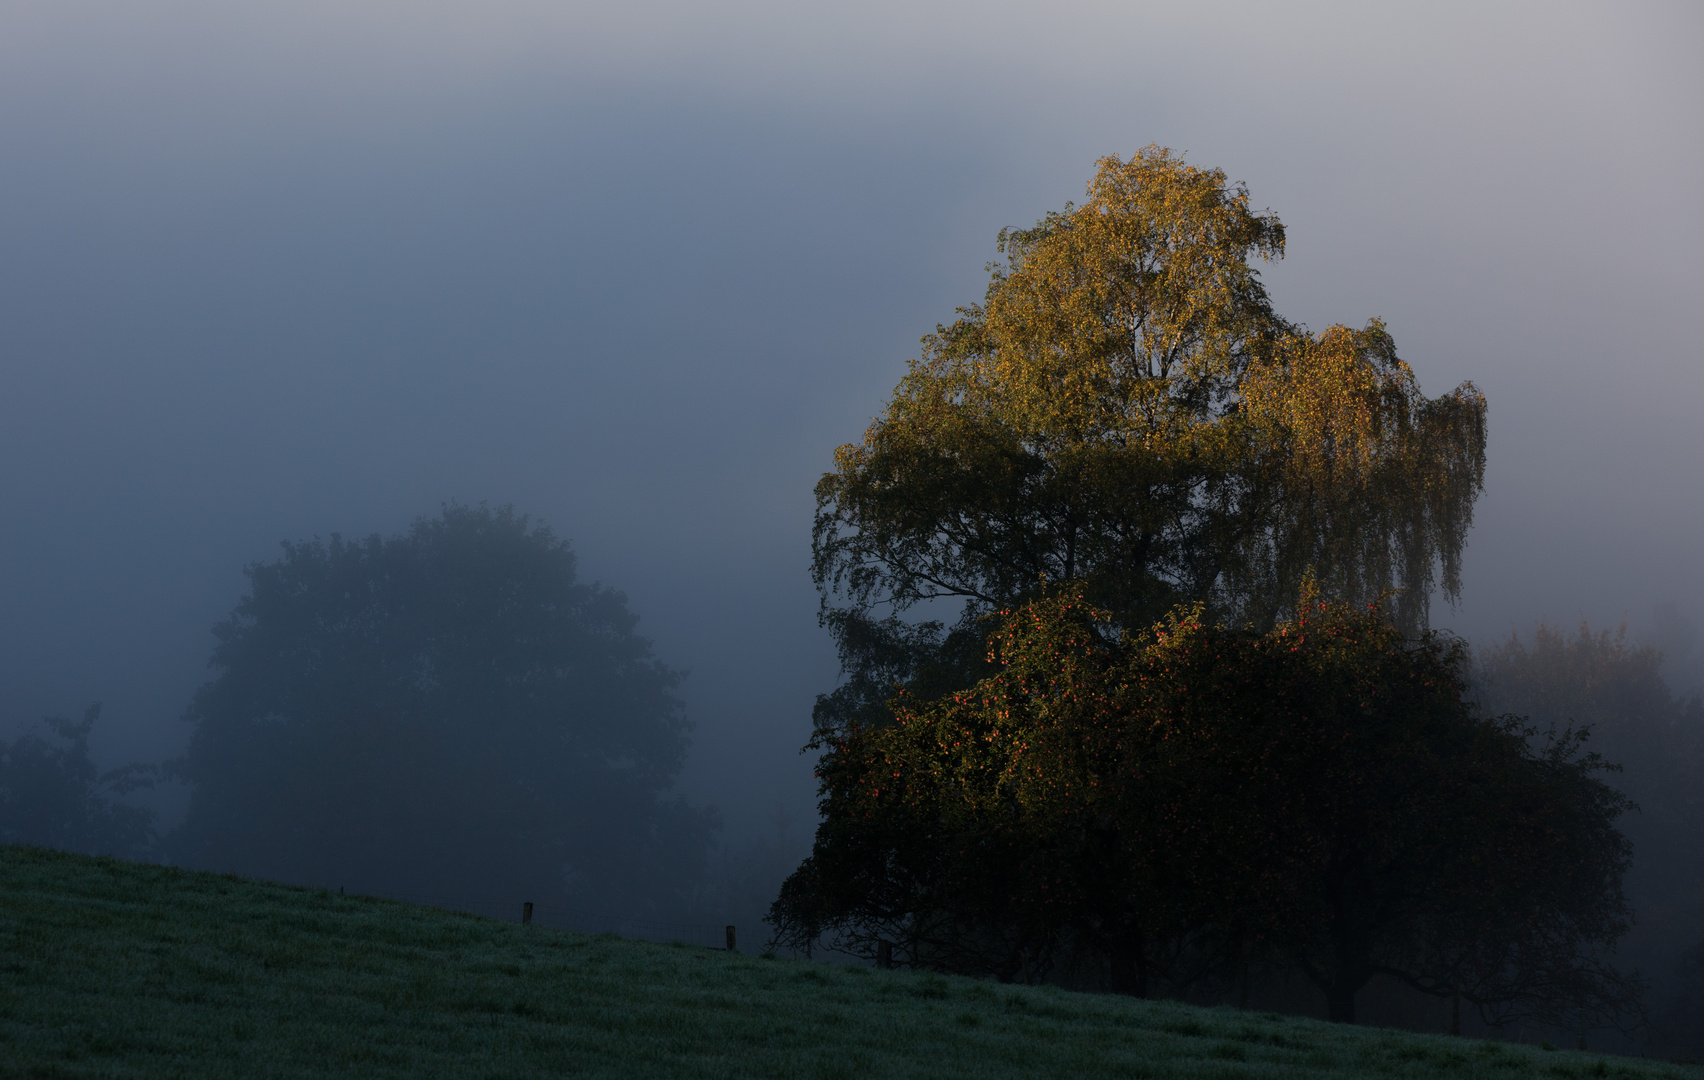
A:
1478;621;1704;1053
0;705;155;858
171;505;715;915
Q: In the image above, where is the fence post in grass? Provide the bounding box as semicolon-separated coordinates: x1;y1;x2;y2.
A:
877;940;892;970
522;901;533;926
726;925;737;952
1450;987;1461;1036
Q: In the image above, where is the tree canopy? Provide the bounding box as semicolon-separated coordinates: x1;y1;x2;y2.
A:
773;597;1637;1028
773;150;1646;1029
812;147;1486;736
172;505;715;916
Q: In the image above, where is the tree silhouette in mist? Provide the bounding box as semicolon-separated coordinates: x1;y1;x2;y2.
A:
171;504;716;917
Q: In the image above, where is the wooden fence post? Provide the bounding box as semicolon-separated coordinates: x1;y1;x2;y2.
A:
726;925;737;952
877;940;892;969
522;901;533;926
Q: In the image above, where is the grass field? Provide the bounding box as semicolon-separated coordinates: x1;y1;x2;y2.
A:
1;845;1696;1079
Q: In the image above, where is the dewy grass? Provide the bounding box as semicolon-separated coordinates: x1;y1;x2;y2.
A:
0;846;1696;1079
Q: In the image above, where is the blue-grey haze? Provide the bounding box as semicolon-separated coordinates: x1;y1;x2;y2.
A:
0;0;1699;847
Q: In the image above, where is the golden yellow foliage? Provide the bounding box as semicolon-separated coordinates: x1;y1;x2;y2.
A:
814;146;1485;684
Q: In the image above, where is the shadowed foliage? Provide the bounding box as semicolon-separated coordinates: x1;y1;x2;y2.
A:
775;597;1639;1031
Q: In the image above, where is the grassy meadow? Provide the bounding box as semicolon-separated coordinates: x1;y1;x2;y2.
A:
0;844;1695;1079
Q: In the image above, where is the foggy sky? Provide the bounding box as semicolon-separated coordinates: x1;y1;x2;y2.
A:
1;0;1700;839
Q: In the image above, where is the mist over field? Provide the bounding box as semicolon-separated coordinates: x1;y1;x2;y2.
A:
1;0;1700;1050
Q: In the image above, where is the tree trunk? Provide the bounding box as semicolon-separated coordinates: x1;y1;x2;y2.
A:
1321;876;1367;1025
1326;980;1357;1024
1109;931;1147;997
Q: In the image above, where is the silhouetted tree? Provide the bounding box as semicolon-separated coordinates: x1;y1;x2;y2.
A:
0;704;155;858
1478;620;1704;1051
171;505;716;917
773;597;1639;1030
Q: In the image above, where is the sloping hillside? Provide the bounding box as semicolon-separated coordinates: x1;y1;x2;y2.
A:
0;845;1693;1079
